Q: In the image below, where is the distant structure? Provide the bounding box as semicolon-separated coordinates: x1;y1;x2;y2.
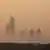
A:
6;15;15;34
10;16;15;33
28;28;34;37
36;28;42;40
19;28;25;39
30;28;34;37
37;28;41;33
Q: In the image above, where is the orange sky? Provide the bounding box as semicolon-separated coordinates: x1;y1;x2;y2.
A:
0;0;50;40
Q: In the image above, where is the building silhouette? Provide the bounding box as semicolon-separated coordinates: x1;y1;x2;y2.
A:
29;28;34;37
36;28;42;40
6;15;15;34
10;16;15;33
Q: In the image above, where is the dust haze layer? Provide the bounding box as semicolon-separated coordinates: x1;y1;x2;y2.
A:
0;0;50;41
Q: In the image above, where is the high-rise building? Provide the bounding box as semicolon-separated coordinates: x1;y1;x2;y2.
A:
6;15;15;34
10;16;15;33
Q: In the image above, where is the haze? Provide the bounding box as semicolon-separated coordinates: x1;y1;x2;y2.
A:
0;0;50;41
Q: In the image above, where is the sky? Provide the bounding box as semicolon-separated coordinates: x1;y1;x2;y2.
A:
0;0;50;41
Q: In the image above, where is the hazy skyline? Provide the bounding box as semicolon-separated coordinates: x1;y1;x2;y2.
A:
0;0;50;40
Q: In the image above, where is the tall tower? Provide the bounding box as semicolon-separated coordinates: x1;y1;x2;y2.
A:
10;15;15;33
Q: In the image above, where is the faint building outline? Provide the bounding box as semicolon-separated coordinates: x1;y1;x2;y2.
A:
6;15;15;34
